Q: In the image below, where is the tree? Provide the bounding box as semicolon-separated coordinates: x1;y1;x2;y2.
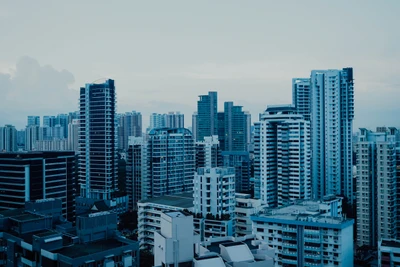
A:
140;250;154;267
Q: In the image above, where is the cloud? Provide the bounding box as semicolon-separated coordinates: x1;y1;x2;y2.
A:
0;57;76;128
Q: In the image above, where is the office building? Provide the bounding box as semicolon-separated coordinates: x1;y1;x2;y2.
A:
126;136;149;210
67;119;79;153
292;78;311;121
254;105;311;206
78;79;118;200
147;128;195;198
154;211;200;267
235;193;265;236
165;111;184;128
378;239;400;267
222;151;252;193
355;127;398;247
0;199;140;267
196;91;218;141
27;115;40;126
195;135;222;169
0;124;17;152
0;151;76;221
118;111;142;151
223;101;250;152
308;68;354;202
251;197;353;267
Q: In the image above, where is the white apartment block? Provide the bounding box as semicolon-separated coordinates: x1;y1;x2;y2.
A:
154;211;200;267
193;167;236;217
356;128;398;247
235;193;265;236
378;239;400;267
254;105;311;207
292;78;311;121
165;111;184;128
251;197;352;267
309;68;354;202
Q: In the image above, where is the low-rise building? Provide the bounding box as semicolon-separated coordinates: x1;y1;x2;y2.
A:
378;239;400;267
251;197;353;267
235;193;265;236
0;198;140;267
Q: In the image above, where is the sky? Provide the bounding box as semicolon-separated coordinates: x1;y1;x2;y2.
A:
0;1;399;130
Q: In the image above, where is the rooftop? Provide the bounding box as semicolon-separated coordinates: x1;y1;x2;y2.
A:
139;192;194;209
56;239;127;259
9;213;45;222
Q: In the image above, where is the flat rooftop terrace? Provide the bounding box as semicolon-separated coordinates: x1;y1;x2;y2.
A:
56;239;129;259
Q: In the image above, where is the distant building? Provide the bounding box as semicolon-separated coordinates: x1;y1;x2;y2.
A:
67;119;79;153
25;125;40;151
222;101;250;152
0;124;17;152
147;128;195;197
0;151;76;221
292;78;311;121
27;115;40;127
35;139;68;151
165;111;184;128
149;113;166;131
222;151;252;193
196;91;218;141
118;111;142;151
192;112;198;141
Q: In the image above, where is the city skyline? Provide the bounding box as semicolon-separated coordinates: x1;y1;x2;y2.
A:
0;1;399;130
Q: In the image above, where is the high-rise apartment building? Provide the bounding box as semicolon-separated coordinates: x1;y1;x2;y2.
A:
0;125;17;152
0;151;76;221
25;125;40;151
193;167;236;218
254;105;311;206
56;114;69;138
149;113;166;131
196;91;218;141
222;151;252;193
217;111;225;150
27;116;40;127
126;136;149;210
43;115;57;127
292;78;311;121
191;112;198;141
355;127;398;247
147;128;195;197
195;135;222;169
118;111;142;150
78;79;118;200
223;102;250;152
16;129;25;150
305;68;355;202
67;119;79;153
165;111;184;128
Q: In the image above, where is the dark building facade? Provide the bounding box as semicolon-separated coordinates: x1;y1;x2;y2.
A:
222;151;252;193
196;91;218;142
0;151;76;222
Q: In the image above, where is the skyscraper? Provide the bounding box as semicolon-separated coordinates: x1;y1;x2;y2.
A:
147;128;195;197
223;101;250;152
27;116;40;127
355;127;398;247
165;112;184;128
67;119;79;153
43;115;57;127
308;68;354;202
254;105;311;207
292;78;311;121
56;114;69;138
149;113;166;131
78;79;118;200
191;112;198;141
25;125;40;151
0;125;17;152
196;91;218;141
118;111;142;150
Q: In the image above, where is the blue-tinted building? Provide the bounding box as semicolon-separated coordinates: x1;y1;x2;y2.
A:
196;91;218;142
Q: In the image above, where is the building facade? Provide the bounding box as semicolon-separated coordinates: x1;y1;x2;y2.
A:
292;78;311;121
118;111;142;151
254;105;311;207
78;79;118;200
355;127;398;247
196;91;218;142
223;101;250;152
195;135;222;169
165;112;184;128
222;151;252;193
0;151;76;221
147;128;195;198
0;124;17;152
